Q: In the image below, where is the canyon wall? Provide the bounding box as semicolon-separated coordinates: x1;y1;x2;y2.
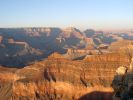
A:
0;53;130;100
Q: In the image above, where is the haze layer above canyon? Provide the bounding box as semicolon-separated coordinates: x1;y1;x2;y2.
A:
0;27;133;100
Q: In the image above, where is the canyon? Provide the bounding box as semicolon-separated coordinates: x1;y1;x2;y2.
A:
0;52;132;100
0;28;133;100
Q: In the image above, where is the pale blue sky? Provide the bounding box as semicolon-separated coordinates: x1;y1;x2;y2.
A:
0;0;133;30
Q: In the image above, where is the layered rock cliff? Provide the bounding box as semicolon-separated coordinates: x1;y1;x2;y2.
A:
0;28;133;68
0;52;130;100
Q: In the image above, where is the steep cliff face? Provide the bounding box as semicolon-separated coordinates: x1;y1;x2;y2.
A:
108;40;133;52
84;53;129;63
112;58;133;100
0;37;42;67
0;53;130;100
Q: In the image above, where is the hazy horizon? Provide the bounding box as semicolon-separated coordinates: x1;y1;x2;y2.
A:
0;0;133;31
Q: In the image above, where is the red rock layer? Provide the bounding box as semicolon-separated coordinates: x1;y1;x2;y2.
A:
0;53;130;100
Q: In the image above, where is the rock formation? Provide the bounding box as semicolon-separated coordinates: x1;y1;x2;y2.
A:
112;61;133;100
0;28;133;100
129;57;133;71
0;52;131;100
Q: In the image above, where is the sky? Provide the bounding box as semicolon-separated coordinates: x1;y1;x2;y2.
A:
0;0;133;30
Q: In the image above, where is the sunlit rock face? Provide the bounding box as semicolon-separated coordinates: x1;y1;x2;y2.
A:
129;57;133;71
116;66;128;75
0;53;130;100
108;40;133;53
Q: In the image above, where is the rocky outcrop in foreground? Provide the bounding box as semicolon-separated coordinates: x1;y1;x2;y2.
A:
0;53;130;100
112;60;133;100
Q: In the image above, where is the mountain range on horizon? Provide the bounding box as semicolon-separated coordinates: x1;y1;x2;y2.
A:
0;27;133;32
